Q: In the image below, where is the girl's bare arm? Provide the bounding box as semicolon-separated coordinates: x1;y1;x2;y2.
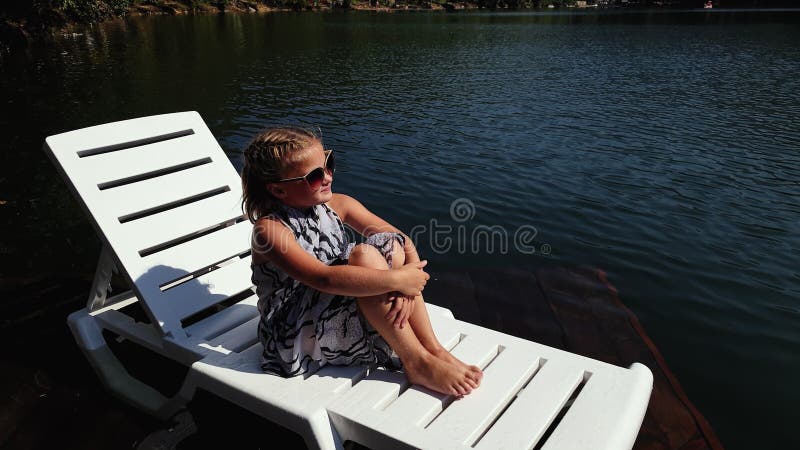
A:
328;193;421;263
253;217;428;298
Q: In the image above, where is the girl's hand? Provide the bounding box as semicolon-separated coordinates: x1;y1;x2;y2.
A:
386;293;417;329
393;260;429;297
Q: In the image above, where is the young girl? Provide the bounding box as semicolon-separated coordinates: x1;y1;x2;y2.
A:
241;126;482;397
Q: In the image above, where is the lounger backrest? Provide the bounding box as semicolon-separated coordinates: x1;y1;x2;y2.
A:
45;111;253;339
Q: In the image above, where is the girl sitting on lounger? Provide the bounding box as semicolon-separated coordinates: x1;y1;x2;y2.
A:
241;126;482;397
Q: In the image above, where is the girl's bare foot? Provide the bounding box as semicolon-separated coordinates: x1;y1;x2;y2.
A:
428;346;483;388
404;353;478;397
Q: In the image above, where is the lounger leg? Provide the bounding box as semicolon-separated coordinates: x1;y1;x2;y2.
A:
68;309;189;420
87;245;117;312
300;410;344;450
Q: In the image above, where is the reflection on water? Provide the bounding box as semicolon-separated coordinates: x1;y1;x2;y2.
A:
1;9;799;449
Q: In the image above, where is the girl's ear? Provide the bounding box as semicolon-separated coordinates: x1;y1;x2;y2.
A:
267;183;286;199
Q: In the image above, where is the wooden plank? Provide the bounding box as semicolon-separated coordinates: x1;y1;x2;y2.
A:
0;363;51;445
595;269;724;450
540;267;637;355
538;267;714;450
425;271;481;324
545;290;622;366
535;266;586;298
577;278;694;450
471;268;565;348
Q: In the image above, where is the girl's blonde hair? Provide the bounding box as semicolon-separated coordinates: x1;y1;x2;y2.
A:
241;126;320;223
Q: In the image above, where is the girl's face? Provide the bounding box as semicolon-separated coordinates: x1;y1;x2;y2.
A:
268;139;333;209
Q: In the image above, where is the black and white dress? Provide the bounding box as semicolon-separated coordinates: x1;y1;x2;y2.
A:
252;202;405;377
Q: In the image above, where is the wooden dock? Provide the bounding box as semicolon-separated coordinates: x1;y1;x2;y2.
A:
424;267;724;450
0;266;724;449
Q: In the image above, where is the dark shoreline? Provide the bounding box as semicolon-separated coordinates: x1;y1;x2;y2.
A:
6;1;454;52
2;0;799;53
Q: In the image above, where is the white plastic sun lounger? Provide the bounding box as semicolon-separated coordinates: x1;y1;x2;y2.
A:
45;111;652;450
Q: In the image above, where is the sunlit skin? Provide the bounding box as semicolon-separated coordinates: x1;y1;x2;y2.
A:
265;140;334;210
253;139;482;397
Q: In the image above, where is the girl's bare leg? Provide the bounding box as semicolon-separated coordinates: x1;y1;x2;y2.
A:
388;241;483;387
349;244;475;397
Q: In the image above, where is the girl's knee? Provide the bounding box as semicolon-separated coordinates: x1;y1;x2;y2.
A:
349;244;388;269
390;239;405;268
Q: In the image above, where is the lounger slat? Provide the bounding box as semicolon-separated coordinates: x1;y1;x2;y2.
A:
429;313;468;352
221;341;369;391
193;341;368;409
425;345;541;446
332;369;409;420
325;317;461;430
327;315;463;428
444;319;522;349
119;189;245;257
190;348;367;433
309;365;368;394
207;316;260;354
94;162;235;221
474;360;584;450
45;112;205;156
137;255;254;331
234;341;264;363
381;386;449;429
157;254;253;303
185;292;258;341
76;132;215;186
328;337;544;450
379;333;499;430
447;331;503;369
541;367;652;450
136;220;251;280
122;192;245;263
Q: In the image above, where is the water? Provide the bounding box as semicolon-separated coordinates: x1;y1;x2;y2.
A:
2;9;799;449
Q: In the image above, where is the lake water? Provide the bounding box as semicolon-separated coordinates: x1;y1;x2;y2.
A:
1;9;799;449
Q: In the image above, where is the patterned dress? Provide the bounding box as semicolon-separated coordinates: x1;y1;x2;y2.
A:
252;202;405;377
